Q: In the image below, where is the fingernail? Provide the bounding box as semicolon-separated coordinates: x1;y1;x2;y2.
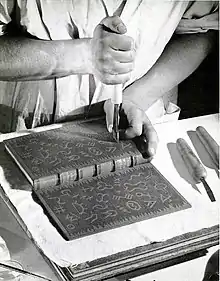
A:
108;124;113;133
116;23;127;33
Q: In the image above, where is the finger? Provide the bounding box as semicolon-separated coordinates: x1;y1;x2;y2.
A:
100;73;130;85
100;16;127;34
141;117;159;158
124;108;143;139
101;61;134;75
107;34;134;51
110;49;135;63
104;99;114;132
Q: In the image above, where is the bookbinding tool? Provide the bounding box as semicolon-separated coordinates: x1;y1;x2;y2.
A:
196;126;219;169
112;84;122;142
176;138;216;202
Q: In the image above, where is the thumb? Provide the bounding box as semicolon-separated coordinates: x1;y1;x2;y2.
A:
104;99;114;133
100;16;127;34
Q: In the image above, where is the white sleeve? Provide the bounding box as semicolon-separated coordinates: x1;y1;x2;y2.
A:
0;0;15;35
176;1;219;34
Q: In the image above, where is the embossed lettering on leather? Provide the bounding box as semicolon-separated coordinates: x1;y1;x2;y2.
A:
34;163;191;240
3;118;145;188
4;118;191;241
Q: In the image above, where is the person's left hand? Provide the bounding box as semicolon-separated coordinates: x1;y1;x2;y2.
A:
104;99;158;159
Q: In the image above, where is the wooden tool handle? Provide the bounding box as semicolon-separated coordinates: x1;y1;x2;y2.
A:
196;126;219;169
176;138;207;183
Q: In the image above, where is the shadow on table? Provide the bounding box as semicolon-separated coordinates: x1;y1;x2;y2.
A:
167;142;200;193
0;142;31;191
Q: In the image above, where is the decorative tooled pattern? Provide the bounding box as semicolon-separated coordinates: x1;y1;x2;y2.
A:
4;119;139;184
35;164;191;240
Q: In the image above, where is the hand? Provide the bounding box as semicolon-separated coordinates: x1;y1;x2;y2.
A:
104;99;158;159
91;16;135;84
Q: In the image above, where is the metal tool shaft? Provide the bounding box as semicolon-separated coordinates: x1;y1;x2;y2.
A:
112;84;122;142
113;103;120;142
200;177;216;202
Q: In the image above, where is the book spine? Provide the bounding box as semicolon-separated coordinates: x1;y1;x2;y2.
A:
5;139;148;189
34;174;59;190
132;154;150;166
60;169;78;184
59;153;148;185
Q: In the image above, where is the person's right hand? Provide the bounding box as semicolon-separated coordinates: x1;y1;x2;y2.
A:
90;16;135;85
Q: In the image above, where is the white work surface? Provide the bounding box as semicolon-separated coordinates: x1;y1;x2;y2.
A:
0;114;219;269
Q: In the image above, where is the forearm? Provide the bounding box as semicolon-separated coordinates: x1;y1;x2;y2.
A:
124;31;216;110
0;36;92;81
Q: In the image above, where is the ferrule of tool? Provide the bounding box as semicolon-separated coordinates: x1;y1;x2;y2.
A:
112;84;123;142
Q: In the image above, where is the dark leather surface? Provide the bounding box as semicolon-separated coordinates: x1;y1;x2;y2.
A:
4;118;143;187
35;163;191;240
4;118;191;241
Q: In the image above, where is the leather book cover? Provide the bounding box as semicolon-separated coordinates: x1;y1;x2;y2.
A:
34;163;191;241
3;118;147;189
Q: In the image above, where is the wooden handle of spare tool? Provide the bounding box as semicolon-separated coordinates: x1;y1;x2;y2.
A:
176;138;207;183
196;126;219;169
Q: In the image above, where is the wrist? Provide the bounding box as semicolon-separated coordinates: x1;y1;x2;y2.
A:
79;38;93;74
123;78;159;111
54;38;93;76
123;80;147;109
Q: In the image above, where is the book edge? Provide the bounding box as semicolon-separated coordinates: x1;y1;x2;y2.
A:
4;143;35;186
34;190;71;241
4;142;60;189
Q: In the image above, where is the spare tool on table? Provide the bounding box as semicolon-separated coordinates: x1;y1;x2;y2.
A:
176;138;216;202
196;126;219;170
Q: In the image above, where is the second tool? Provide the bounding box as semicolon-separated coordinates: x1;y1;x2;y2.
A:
176;138;216;202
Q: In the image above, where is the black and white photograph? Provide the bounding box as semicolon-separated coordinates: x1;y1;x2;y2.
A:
0;1;219;280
